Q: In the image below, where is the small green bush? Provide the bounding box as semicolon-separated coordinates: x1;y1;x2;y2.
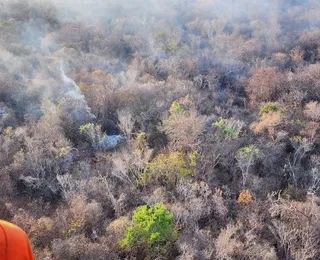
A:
237;145;262;158
214;117;245;139
121;203;177;258
154;32;180;54
168;96;192;118
169;100;184;116
140;151;195;186
259;103;286;116
79;123;106;148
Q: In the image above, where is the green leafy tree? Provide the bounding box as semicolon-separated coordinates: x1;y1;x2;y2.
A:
121;203;178;259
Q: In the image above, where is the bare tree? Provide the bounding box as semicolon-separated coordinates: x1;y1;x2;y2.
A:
269;195;320;260
236;145;263;188
117;109;134;140
162;110;206;152
285;137;313;189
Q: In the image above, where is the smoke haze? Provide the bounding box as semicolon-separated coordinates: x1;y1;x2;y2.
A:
1;1;320;259
0;0;319;129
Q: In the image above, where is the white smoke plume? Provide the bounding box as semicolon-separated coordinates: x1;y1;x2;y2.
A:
59;60;96;122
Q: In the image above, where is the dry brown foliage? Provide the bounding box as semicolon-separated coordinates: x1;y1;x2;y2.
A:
290;45;305;63
251;112;282;136
237;189;254;205
269;196;320;260
293;64;320;99
215;224;242;259
304;101;320;121
162;111;206;151
215;223;277;260
300;121;320;140
246;67;286;104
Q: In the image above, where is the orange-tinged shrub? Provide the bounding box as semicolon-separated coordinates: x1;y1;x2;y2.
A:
251;112;281;135
92;70;106;78
246;67;286;104
237;190;254;204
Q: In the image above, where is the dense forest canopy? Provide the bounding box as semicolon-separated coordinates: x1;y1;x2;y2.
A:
0;0;319;259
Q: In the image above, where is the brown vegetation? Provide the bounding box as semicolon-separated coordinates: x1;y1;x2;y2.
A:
0;0;319;259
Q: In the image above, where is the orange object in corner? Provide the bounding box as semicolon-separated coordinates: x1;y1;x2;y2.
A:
0;220;34;260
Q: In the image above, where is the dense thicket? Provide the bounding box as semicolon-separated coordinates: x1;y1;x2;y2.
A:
0;0;319;259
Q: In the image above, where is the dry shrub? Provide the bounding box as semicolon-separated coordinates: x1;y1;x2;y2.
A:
0;201;11;220
269;196;320;260
57;23;83;44
12;101;72;185
68;195;88;221
117;109;134;139
143;187;169;205
59;170;125;218
173;181;225;226
111;133;153;186
84;200;103;229
29;217;55;248
107;216;131;238
304;101;320;121
12;209;36;234
215;224;277;260
53;195;104;240
114;81;173;128
273;53;287;60
169;203;189;227
237;190;254;205
299;28;320;47
106;216;131;250
293;64;320;99
280;89;306;110
242;231;277;260
52;235;113;260
0;128;21;169
300;121;320;139
0;104;17;132
91;70;108;79
69;195;103;230
251;112;282;136
57;173;89;200
162;111;206;151
290;46;305;64
246;67;286;104
33;247;53;260
241;38;262;62
57;160;100;200
272;52;290;68
177;228;215;260
212;189;228;218
74;71;118;125
0;172;14;202
215;224;242;260
115;87;140;111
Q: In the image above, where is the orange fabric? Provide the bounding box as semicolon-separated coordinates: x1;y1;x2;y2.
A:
0;220;34;260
